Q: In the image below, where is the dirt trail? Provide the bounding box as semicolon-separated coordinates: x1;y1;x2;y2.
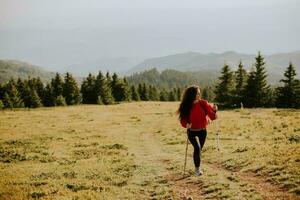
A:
238;171;300;200
165;173;203;200
130;130;204;199
207;161;300;200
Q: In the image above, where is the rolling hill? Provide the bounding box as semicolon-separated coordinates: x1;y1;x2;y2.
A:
0;60;55;83
129;51;300;73
127;51;300;84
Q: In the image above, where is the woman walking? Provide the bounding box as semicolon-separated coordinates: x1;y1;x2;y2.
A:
177;85;217;176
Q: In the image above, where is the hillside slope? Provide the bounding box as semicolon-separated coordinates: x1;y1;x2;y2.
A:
128;51;300;84
130;51;300;73
0;60;55;83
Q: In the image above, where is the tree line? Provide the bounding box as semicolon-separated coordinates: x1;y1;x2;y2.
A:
0;71;182;109
214;52;300;108
127;68;218;90
0;52;299;109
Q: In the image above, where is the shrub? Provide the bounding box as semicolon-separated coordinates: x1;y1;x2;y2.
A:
0;100;3;109
55;95;66;106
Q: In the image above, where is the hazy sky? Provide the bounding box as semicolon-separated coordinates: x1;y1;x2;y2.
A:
0;0;299;70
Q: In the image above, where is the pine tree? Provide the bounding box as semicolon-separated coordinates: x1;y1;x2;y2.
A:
95;71;114;105
63;72;81;105
97;95;103;105
172;88;178;101
214;64;235;107
177;88;182;101
276;62;300;108
148;85;153;101
111;73;119;100
0;83;4;101
95;71;105;96
123;78;132;101
137;84;143;100
27;77;44;96
131;85;140;101
35;77;45;101
3;81;24;108
29;89;42;108
43;83;56;107
254;52;271;107
243;52;270;107
17;78;31;107
202;87;209;101
141;83;150;101
265;87;276;108
113;81;131;102
110;73;130;102
106;72;112;88
7;79;17;87
51;73;64;98
0;82;4;107
149;85;159;101
81;73;97;104
23;77;45;107
233;61;248;106
0;100;3;109
159;89;168;101
3;92;13;108
168;90;176;101
295;80;300;108
27;77;34;89
243;69;257;107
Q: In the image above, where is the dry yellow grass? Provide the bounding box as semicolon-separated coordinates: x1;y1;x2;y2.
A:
0;102;299;200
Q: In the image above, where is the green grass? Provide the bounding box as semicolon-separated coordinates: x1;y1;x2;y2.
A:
0;103;299;199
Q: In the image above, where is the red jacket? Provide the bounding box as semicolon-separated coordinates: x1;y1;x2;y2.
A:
180;100;217;129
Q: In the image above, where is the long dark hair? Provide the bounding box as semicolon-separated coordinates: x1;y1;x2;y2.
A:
177;85;199;120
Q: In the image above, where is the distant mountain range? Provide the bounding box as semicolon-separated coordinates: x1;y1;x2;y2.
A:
129;51;300;73
1;51;299;85
63;57;145;76
127;51;300;84
61;51;300;80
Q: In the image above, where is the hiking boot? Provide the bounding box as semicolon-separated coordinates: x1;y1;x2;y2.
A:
195;168;203;176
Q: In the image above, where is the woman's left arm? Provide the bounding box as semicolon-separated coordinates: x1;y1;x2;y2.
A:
204;101;217;120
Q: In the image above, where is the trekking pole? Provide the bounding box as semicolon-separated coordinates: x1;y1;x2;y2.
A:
215;117;222;174
183;129;189;176
216;119;220;151
213;103;220;152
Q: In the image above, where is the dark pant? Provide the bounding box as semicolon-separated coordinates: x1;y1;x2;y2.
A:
187;129;207;168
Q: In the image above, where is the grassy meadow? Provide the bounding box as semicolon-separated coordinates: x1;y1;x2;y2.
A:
0;102;299;200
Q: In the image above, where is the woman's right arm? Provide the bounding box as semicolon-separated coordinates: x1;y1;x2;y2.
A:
180;117;187;128
180;117;193;128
